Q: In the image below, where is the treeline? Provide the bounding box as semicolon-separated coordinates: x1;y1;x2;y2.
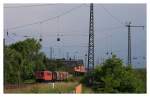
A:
4;38;69;84
81;55;146;93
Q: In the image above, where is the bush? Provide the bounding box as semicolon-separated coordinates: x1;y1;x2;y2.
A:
81;55;146;93
64;76;77;82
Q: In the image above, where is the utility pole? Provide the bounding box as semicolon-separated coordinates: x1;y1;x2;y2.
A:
66;52;69;60
125;22;144;66
88;3;95;72
4;38;5;47
84;54;87;69
50;47;53;59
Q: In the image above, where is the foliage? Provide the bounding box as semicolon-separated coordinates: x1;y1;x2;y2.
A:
133;68;146;90
81;55;146;93
4;38;72;84
4;38;45;84
64;76;82;82
4;47;22;84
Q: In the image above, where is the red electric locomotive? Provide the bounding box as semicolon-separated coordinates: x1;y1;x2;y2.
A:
35;71;69;82
35;71;53;81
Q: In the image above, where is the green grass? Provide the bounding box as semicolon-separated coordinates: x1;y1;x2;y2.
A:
4;82;79;93
23;79;36;84
82;85;94;93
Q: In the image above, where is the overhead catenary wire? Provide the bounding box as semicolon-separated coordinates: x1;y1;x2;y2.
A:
43;45;88;48
4;4;57;8
5;4;125;33
7;35;15;41
100;5;124;25
5;30;16;41
39;22;43;42
10;26;125;39
5;4;86;31
7;25;125;43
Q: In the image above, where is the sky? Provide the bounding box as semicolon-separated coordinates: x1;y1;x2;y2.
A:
4;3;146;68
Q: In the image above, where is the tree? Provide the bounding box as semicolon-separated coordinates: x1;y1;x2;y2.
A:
4;38;46;84
10;38;44;80
81;55;145;93
4;47;22;84
33;52;46;71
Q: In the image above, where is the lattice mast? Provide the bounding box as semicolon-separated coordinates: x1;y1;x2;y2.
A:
87;3;95;72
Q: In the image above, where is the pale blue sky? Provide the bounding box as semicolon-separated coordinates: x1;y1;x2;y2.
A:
4;4;146;68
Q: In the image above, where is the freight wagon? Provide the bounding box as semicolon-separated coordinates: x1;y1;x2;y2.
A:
35;71;69;82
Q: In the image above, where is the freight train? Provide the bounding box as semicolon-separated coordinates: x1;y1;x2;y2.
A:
35;71;69;82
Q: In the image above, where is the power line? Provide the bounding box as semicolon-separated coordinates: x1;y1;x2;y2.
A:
6;33;16;41
43;45;88;48
100;5;124;25
8;26;124;39
5;4;85;31
4;4;57;8
96;26;125;33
